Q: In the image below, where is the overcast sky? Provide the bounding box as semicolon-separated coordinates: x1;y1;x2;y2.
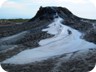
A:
0;0;96;19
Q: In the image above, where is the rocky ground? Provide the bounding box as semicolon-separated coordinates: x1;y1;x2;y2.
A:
1;48;96;72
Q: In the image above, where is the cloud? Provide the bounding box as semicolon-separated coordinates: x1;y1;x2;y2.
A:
0;0;96;19
2;1;26;10
0;0;7;7
18;0;88;4
0;0;35;19
63;0;88;4
0;0;90;9
89;0;96;7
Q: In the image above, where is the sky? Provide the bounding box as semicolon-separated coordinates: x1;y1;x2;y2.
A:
0;0;96;19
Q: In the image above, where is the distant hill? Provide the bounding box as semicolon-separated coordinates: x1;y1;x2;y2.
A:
0;19;29;26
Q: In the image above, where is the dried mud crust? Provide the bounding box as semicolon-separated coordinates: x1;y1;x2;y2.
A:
1;48;96;72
